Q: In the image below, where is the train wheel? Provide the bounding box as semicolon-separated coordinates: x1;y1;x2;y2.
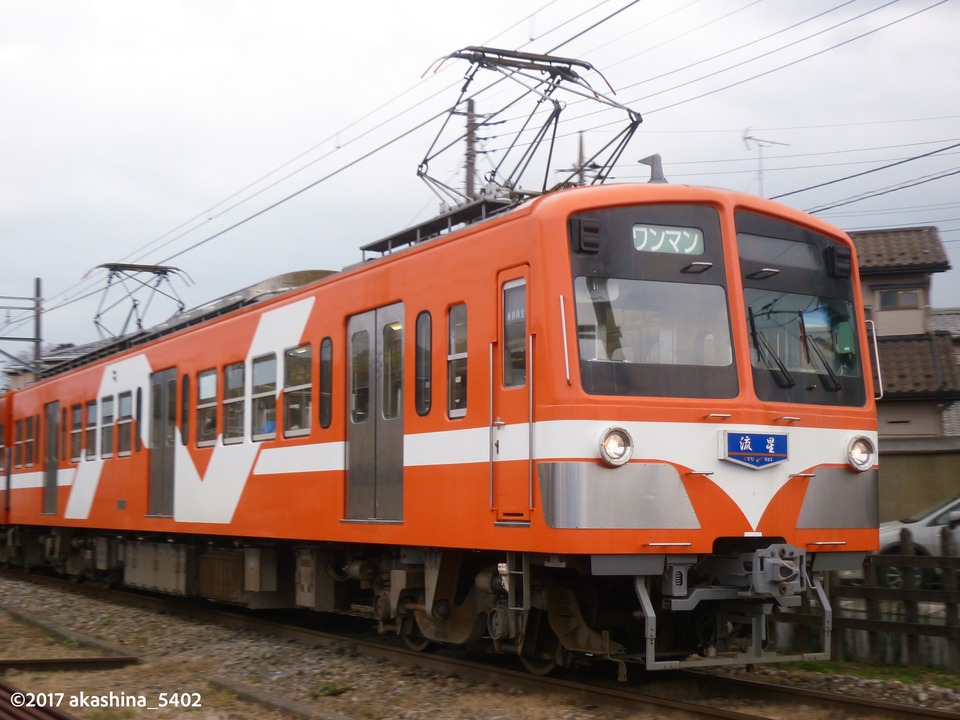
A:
520;652;558;676
519;608;561;676
400;615;436;653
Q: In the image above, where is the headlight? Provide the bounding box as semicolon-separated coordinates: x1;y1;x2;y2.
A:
846;435;876;472
598;427;634;467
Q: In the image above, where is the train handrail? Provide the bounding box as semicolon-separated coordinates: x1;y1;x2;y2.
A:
559;294;571;385
866;319;884;400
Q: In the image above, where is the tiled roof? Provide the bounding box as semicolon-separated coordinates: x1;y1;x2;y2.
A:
930;308;960;336
848;226;950;275
874;333;960;399
943;402;960;437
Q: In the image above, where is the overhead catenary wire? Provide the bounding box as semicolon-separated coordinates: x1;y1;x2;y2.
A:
804;167;960;214
2;0;956;341
0;0;637;339
472;1;948;174
770;141;960;200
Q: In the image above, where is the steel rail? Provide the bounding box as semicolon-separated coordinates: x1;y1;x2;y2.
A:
0;680;79;720
2;569;956;720
0;657;139;673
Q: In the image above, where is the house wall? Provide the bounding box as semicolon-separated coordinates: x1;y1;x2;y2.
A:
878;401;944;437
861;272;930;336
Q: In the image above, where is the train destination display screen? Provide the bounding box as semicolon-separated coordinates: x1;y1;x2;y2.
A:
632;223;704;255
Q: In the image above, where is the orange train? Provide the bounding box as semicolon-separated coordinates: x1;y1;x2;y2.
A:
0;182;878;673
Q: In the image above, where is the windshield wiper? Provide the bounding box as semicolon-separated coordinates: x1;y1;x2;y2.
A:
797;311;842;392
748;306;795;389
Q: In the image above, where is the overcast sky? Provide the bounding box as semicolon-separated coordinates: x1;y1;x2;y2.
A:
1;0;958;353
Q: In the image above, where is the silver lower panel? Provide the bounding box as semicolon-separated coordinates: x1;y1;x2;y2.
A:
539;461;700;529
796;468;878;529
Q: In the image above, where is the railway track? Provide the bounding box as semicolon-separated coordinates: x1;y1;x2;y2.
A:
1;679;80;720
1;568;956;720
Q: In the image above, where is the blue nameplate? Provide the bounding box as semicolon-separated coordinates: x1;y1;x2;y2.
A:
721;431;788;470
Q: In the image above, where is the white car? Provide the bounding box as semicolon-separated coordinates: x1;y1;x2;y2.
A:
876;493;960;587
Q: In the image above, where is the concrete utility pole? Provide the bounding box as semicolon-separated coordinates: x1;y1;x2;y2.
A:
465;98;477;200
34;277;42;364
577;132;585;185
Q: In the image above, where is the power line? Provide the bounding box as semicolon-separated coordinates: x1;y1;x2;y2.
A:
4;0;955;340
2;0;635;339
805;167;960;214
770;141;960;200
644;0;947;115
621;0;861;98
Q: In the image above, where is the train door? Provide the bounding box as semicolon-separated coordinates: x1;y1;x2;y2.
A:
492;268;530;522
43;401;59;514
149;368;176;517
346;303;404;521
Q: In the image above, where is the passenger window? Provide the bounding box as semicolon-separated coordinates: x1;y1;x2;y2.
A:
70;405;83;461
223;361;245;444
14;419;22;468
180;376;190;446
447;303;468;418
25;416;36;466
84;401;97;459
382;321;403;420
319;337;332;429
503;280;526;388
117;392;133;455
351;331;370;423
60;409;67;461
197;369;218;446
284;344;312;438
100;397;114;458
135;388;143;452
252;354;277;441
415;311;432;416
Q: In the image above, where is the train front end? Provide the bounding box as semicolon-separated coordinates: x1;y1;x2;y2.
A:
535;185;877;670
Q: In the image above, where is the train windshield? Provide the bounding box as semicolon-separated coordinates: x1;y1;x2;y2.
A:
737;211;866;406
575;277;736;397
745;289;860;385
576;277;732;365
569;204;738;398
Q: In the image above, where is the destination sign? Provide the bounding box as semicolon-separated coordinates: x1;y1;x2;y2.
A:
632;223;704;256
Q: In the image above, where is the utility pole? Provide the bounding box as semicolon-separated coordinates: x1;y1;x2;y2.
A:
0;277;43;374
34;277;42;365
577;132;585;185
465;98;477;200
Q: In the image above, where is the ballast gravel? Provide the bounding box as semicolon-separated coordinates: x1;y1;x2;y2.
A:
1;576;958;719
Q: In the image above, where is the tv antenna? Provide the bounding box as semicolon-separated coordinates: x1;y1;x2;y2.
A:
743;128;789;197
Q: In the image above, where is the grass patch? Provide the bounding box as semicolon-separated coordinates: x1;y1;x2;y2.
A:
779;661;960;690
